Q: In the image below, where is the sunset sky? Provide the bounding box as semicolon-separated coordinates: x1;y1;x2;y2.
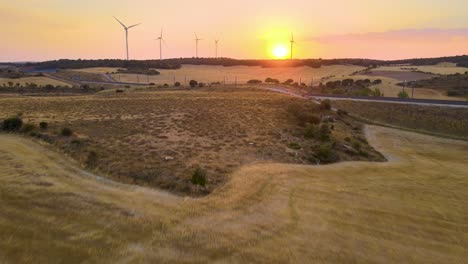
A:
2;0;468;61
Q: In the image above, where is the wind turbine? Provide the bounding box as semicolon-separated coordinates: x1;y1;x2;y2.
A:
290;33;297;60
155;28;167;60
215;39;220;58
113;16;141;61
195;33;202;58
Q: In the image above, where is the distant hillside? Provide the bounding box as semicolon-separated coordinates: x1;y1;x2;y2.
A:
15;55;468;71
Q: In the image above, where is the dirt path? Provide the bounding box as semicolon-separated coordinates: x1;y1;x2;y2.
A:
1;126;467;263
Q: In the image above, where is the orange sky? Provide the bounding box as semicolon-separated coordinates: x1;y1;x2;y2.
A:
1;0;468;61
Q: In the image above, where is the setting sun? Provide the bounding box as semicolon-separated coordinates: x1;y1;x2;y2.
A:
272;44;289;59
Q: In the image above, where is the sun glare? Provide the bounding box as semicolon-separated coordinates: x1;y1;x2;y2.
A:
272;44;289;59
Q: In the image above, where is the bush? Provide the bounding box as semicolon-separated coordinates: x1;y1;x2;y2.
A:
304;124;319;139
398;90;409;99
189;80;198;87
320;99;332;110
2;116;23;131
247;79;262;84
39;122;48;130
337;109;348;116
86;151;98;168
315;144;338;163
282;79;294;85
174;82;181;87
319;124;331;141
371;88;384;97
61;127;73;137
21;123;36;133
288;142;301;150
198;82;205;88
265;77;280;84
287;103;320;127
116;89;124;93
191;167;207;187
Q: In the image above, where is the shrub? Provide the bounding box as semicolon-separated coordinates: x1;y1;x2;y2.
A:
189;80;198;87
288;142;301;150
247;79;262;84
191;167;207;187
372;88;384;97
319;124;331;141
21;123;36;133
265;78;280;84
174;82;181;87
116;89;124;93
198;82;205;88
164;83;169;88
149;82;155;86
39;122;48;130
315;144;338;163
2;116;23;131
86;151;98;168
337;109;348;116
320;99;332;110
398;90;409;99
61;127;73;137
287;103;320;127
282;79;294;85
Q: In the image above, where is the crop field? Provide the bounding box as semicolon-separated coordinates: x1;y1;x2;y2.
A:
326;75;460;100
0;88;382;196
332;100;468;140
1;125;467;263
106;64;365;85
374;64;468;75
0;77;70;87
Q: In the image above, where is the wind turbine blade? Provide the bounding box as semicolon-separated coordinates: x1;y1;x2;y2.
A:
113;16;127;28
162;38;168;47
127;23;141;29
160;28;163;38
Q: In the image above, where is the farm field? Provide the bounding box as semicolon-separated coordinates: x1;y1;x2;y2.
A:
1;125;467;263
0;88;383;195
0;76;70;87
373;63;468;75
108;64;365;85
326;75;461;100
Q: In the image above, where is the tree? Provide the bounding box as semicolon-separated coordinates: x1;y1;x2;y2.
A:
174;82;181;87
189;80;198;87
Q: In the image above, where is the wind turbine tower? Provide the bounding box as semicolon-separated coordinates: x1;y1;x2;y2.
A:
155;28;167;60
195;33;202;58
215;39;220;58
113;16;141;60
290;33;297;60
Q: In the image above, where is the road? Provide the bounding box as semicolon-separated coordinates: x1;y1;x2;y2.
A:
265;87;468;108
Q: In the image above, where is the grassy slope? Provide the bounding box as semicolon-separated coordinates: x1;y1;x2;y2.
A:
332;101;468;140
0;89;382;195
0;126;467;263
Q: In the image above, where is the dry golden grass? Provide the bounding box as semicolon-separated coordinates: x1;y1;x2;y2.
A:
69;67;122;74
110;64;364;85
327;75;462;100
0;89;380;195
375;65;468;75
0;125;467;263
0;77;70;87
